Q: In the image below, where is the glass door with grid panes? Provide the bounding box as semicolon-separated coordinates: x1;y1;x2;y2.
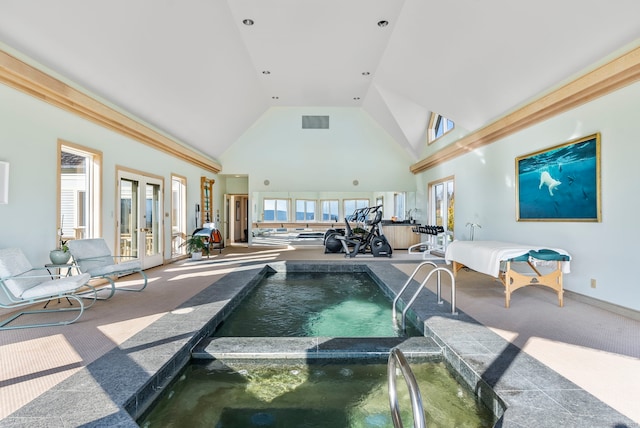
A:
430;178;454;240
118;171;163;269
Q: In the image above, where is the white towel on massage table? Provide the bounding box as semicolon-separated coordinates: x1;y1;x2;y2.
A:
445;240;571;278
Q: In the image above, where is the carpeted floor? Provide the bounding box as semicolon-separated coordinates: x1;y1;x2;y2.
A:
1;244;639;423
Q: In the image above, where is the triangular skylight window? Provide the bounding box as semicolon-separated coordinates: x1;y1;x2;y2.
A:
428;112;454;144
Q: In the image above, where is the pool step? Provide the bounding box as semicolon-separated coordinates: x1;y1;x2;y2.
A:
192;336;441;360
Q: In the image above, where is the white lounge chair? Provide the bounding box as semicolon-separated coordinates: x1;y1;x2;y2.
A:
0;248;95;330
67;238;148;299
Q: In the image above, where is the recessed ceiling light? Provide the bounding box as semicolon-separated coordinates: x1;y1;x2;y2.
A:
362;72;370;76
377;20;389;27
243;19;254;26
262;70;271;75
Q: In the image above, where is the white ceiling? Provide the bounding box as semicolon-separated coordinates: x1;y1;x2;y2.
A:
1;0;639;162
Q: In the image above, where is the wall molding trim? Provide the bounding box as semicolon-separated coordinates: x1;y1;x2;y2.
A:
565;290;640;322
0;49;221;174
411;45;640;174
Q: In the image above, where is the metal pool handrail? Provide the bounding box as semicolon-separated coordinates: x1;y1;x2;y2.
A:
388;347;426;428
392;261;438;324
400;267;457;331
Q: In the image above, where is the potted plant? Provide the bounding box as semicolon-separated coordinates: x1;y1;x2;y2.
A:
50;225;71;264
183;235;207;260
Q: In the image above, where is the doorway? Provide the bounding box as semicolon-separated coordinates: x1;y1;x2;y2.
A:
429;176;455;239
225;194;249;246
118;170;164;269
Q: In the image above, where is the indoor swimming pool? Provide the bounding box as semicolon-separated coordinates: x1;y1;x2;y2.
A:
138;359;496;427
213;271;422;337
136;267;497;427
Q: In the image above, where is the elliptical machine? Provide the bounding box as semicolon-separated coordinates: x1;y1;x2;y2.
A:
323;206;369;254
323;227;345;253
328;205;392;258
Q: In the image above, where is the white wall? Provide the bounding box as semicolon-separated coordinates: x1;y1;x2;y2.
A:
0;83;216;264
224;176;248;195
220;107;417;193
220;107;418;232
417;81;640;311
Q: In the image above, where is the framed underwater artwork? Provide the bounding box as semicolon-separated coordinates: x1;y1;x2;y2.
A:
515;133;601;222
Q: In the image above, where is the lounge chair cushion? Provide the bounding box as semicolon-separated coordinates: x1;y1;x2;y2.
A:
87;260;141;277
20;273;91;299
0;248;90;300
0;248;38;296
68;239;141;276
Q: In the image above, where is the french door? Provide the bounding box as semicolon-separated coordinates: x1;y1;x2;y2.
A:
118;170;164;269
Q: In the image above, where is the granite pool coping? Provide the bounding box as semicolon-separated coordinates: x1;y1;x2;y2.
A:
193;336;442;360
2;260;636;427
362;261;637;427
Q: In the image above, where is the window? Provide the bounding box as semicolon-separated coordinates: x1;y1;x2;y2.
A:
171;175;187;257
296;200;316;221
264;199;289;221
429;177;455;236
321;199;339;222
58;141;101;243
344;199;369;220
428;112;455;144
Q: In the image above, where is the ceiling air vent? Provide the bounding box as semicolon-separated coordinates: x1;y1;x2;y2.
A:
302;115;329;129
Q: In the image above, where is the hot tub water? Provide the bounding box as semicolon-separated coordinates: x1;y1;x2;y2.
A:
214;271;421;337
138;360;496;428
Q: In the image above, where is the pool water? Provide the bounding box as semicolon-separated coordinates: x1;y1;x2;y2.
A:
138;360;496;428
214;271;421;337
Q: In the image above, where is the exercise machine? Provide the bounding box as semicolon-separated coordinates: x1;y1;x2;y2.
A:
324;205;392;258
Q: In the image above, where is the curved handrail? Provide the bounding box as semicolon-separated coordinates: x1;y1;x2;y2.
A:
388;347;426;428
401;267;457;331
392;261;438;325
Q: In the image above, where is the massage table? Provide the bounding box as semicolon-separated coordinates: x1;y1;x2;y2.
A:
445;240;571;308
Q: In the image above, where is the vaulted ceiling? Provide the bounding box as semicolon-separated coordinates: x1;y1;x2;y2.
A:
1;0;639;163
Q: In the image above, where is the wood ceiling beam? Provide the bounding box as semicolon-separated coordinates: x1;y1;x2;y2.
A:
411;45;640;174
0;49;222;174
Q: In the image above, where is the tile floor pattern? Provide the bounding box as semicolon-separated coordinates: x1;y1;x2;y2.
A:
1;244;639;426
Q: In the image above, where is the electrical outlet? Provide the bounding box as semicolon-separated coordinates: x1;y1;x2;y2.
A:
590;278;597;288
